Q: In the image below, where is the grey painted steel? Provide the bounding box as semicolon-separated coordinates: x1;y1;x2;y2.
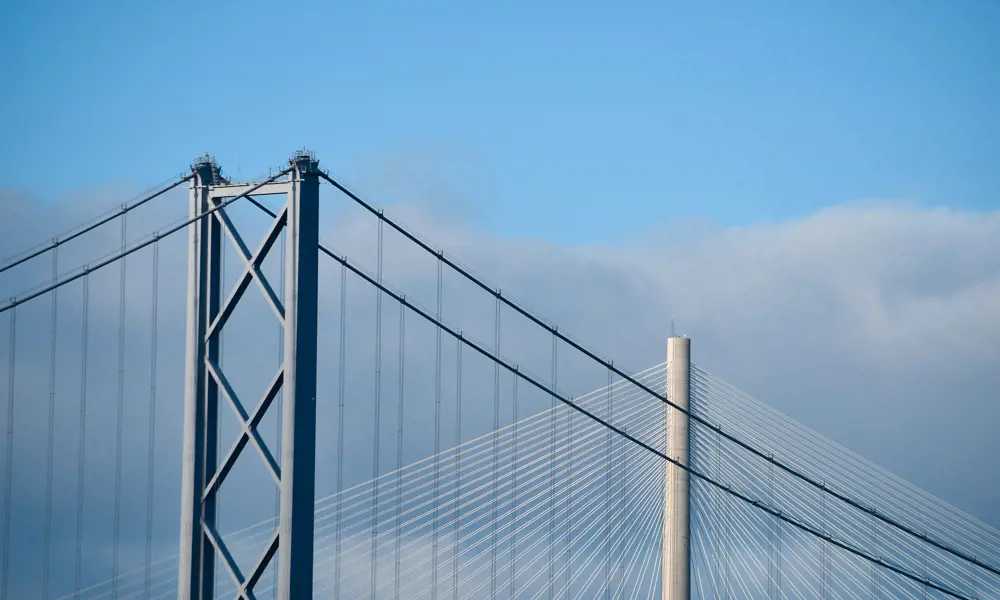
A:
178;159;223;599
178;154;317;600
276;153;320;600
208;181;292;199
202;198;222;599
663;337;690;600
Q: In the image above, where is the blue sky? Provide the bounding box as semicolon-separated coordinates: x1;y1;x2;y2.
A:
2;4;1000;594
1;0;998;243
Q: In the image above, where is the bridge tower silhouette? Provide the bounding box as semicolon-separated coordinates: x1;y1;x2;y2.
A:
178;151;322;599
0;150;997;600
174;152;698;600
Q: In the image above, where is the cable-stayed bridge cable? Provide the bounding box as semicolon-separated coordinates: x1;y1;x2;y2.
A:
17;161;994;599
691;367;1000;580
691;366;1000;551
690;369;999;599
67;360;667;600
298;236;976;600
313;170;1000;580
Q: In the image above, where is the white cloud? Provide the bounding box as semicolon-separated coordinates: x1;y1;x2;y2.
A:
1;180;998;596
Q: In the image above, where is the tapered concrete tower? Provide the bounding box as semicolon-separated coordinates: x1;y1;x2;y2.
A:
663;336;691;600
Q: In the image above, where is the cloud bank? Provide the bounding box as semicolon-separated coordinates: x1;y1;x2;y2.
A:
0;180;997;597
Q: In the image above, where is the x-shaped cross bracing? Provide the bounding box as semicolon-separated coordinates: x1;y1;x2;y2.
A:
202;195;289;597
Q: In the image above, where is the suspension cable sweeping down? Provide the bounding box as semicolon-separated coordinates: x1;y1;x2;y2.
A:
0;174;192;275
0;169;292;315
314;247;974;600
243;192;974;600
313;170;1000;580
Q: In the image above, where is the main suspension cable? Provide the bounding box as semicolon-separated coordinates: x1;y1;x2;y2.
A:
0;174;192;275
314;170;999;578
305;240;975;600
1;169;293;316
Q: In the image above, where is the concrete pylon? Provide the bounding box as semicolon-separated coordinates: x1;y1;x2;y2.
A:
663;336;690;600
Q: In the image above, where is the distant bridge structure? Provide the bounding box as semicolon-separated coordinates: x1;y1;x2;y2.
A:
0;151;996;599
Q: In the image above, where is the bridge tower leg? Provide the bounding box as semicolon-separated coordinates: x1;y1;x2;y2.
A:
178;156;223;600
177;151;321;599
276;154;321;600
663;336;691;600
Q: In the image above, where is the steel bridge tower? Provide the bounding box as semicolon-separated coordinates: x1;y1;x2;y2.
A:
177;151;321;600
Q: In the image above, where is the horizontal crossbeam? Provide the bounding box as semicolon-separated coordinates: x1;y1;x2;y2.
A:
209;182;292;198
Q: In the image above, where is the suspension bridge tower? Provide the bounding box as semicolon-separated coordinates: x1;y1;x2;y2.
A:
663;336;691;600
177;151;321;600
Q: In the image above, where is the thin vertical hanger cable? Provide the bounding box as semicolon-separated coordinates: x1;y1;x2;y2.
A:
715;425;723;599
604;366;612;600
307;254;975;599
436;425;663;600
138;385;658;600
692;380;991;593
566;370;574;597
371;215;384;598
452;335;464;600
924;529;929;600
694;376;994;593
618;424;628;600
112;211;127;600
0;174;191;276
695;440;890;600
821;484;828;599
74;275;90;598
1;304;15;600
381;433;662;600
777;508;783;598
872;512;878;599
490;293;500;599
702;437;924;599
334;263;347;600
432;255;442;599
509;371;519;600
314;178;1000;582
144;239;160;599
768;458;774;599
547;331;557;600
726;473;732;600
394;302;405;600
42;246;59;600
691;366;1000;574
